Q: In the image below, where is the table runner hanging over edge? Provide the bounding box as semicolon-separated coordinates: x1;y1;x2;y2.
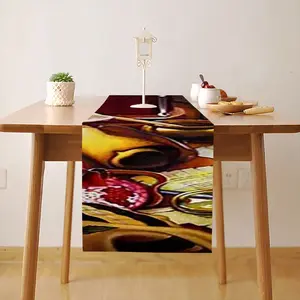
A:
82;95;214;253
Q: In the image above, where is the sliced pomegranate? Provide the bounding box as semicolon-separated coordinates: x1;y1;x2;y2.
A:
82;170;148;210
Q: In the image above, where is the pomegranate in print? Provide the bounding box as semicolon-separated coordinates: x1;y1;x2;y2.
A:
82;169;148;210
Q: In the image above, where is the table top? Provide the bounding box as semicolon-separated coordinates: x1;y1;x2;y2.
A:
199;108;300;134
0;97;104;134
1;96;300;134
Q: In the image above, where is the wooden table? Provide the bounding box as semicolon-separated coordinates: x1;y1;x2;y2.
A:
1;96;299;300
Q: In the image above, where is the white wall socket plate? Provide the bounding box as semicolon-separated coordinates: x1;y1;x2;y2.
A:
222;165;238;189
238;167;252;189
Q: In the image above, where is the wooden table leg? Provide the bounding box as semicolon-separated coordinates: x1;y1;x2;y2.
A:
214;160;227;284
61;161;75;284
251;133;273;300
21;134;45;300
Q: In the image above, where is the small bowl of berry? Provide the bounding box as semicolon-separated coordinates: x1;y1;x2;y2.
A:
197;74;221;108
198;88;221;108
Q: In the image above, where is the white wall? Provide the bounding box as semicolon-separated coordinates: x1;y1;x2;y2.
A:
0;0;300;247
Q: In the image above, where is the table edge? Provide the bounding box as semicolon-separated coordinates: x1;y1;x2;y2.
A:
0;124;82;134
214;124;300;134
2;123;300;135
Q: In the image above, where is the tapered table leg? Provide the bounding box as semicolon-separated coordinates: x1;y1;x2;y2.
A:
214;160;227;284
61;161;75;284
21;134;45;300
251;133;273;300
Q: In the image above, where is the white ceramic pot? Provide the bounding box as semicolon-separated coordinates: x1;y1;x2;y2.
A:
45;82;75;106
190;83;202;103
198;88;221;108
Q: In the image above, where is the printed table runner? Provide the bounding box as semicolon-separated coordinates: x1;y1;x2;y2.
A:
82;95;214;253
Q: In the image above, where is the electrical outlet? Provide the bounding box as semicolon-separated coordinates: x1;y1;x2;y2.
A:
238;167;251;189
0;168;7;189
222;166;238;189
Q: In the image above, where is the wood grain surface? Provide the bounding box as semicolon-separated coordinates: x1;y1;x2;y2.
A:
0;247;299;300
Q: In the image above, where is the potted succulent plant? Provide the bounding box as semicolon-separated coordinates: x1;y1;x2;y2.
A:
45;72;75;106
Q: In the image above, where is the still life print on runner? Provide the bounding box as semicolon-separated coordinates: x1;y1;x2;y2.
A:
82;95;214;253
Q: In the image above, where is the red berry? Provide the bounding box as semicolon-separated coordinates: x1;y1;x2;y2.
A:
201;81;209;88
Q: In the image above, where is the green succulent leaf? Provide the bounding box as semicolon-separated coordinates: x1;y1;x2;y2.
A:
49;72;74;82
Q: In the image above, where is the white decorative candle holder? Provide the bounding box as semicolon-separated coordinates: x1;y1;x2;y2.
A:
131;27;157;109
